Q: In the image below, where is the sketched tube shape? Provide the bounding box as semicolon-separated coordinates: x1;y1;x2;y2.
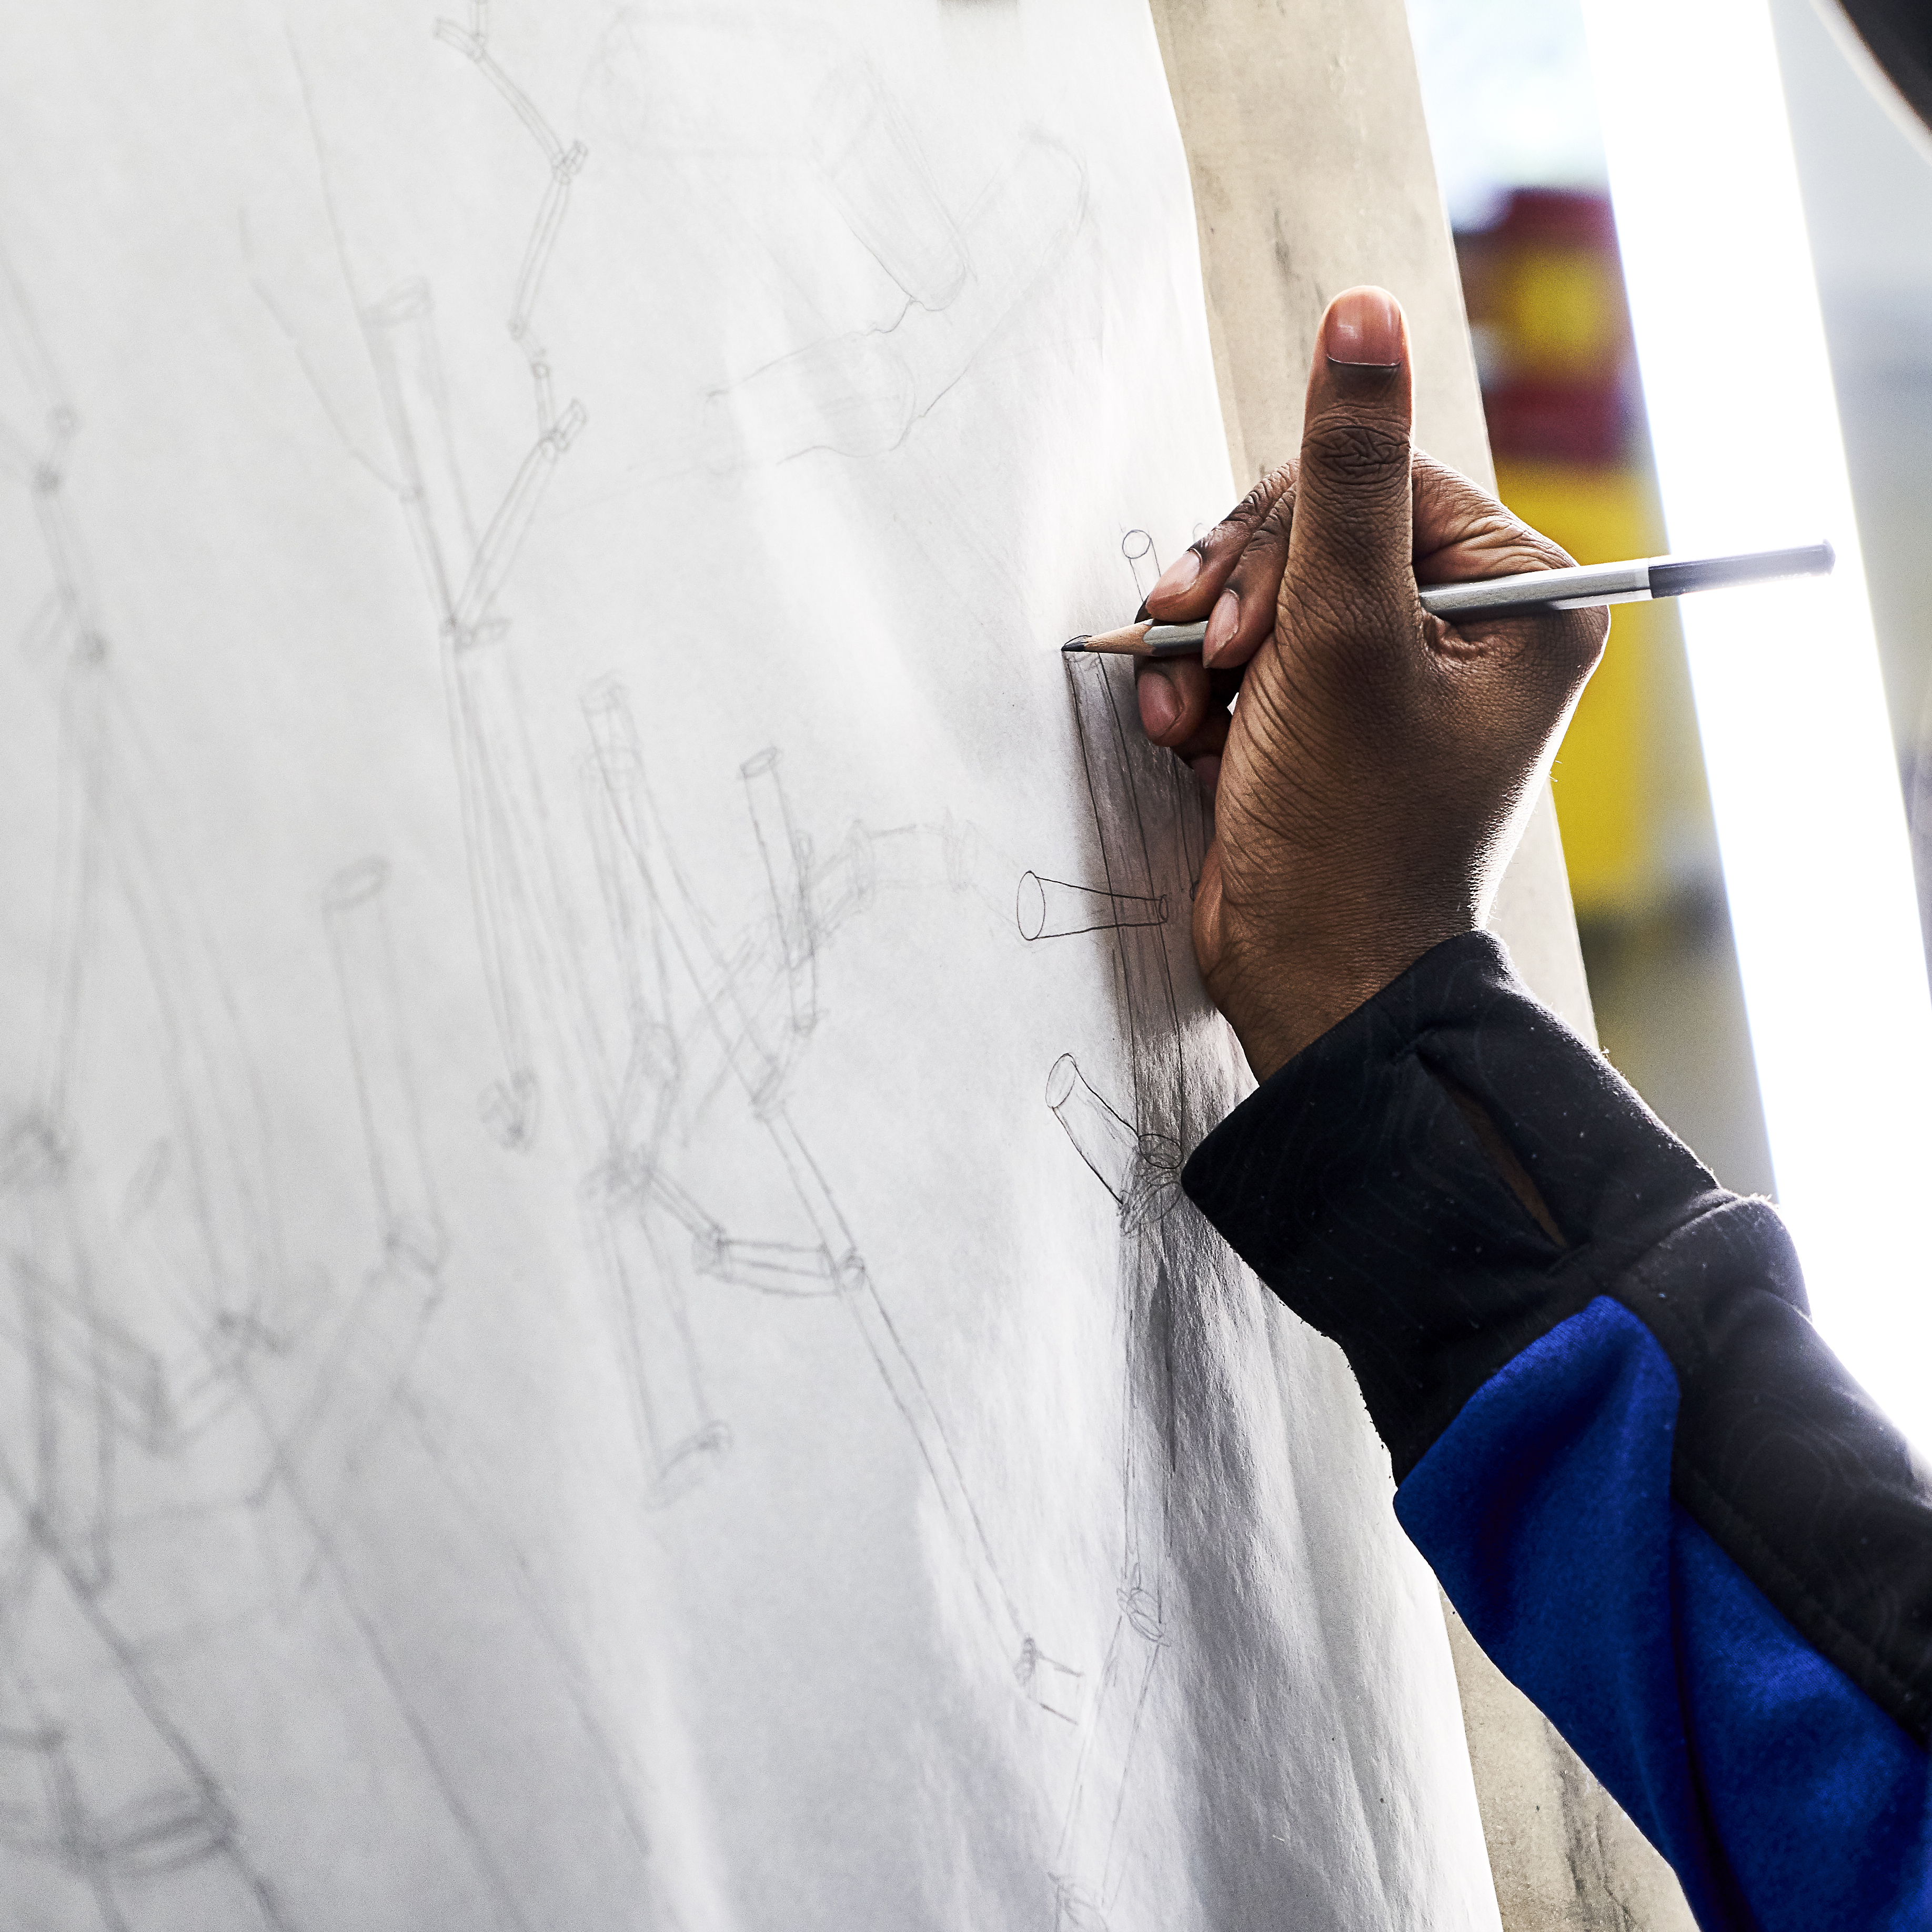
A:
1016;871;1167;942
694;1233;840;1296
363;286;477;619
324;860;446;1273
1045;1053;1138;1199
742;748;818;1036
1121;527;1162;603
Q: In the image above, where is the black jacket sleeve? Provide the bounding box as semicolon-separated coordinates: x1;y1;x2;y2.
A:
1180;929;1932;1930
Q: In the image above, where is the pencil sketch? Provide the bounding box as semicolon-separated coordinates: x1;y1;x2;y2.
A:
579;686;1081;1717
1046;655;1187;1927
432;5;588;441
813;59;969;310
329;7;750;1512
706;99;1088;468
0;236;301;1932
1044;1055;1182;1236
347;12;1031;1528
324;863;446;1278
1120;529;1162;607
3;222;670;1930
0;3;1505;1924
334;12;1214;1900
569;14;1072;505
1117;530;1208;900
1018;873;1169;942
1017;534;1222;1928
283;857;675;1932
330;17;1081;1743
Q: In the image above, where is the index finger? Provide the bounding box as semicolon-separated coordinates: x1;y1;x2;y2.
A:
1142;459;1299;622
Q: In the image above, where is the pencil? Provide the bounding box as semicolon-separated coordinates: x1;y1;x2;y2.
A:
1062;539;1836;658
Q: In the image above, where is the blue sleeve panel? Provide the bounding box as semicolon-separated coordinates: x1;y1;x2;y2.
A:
1396;1296;1932;1929
1179;931;1932;1928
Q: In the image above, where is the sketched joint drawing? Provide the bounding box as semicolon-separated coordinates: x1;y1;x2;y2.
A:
334;17;738;1515
363;5;593;1157
581;682;1087;1713
1044;1055;1182;1235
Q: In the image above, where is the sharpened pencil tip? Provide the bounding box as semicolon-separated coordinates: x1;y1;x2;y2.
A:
1061;636;1089;653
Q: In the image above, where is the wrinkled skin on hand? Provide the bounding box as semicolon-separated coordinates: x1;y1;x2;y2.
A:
1135;287;1607;1080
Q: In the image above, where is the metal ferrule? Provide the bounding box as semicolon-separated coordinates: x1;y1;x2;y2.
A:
1143;622;1210;657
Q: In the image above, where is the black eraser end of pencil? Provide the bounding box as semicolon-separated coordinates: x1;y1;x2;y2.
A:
1651;539;1840;601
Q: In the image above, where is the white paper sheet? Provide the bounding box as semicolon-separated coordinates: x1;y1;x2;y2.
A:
0;4;1498;1925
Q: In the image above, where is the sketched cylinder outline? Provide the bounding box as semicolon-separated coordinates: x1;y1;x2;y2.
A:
1017;871;1169;943
1121;527;1162;603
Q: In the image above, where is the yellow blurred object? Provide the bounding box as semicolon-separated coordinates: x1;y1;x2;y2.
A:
1494;460;1673;915
1496;249;1622;379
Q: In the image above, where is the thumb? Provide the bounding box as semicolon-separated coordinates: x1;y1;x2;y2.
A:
1284;287;1415;637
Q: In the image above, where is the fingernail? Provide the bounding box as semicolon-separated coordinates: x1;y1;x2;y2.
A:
1324;286;1402;367
1150;550;1201;602
1191;755;1221;800
1139;669;1179;737
1202;589;1239;666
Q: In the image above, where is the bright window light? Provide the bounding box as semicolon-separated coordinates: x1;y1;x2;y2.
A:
1581;0;1932;1445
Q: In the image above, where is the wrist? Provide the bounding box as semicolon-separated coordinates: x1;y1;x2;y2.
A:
1209;959;1386;1082
1206;927;1474;1081
1190;849;1481;1081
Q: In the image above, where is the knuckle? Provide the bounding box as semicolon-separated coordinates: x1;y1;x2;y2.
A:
1220;485;1299;603
1279;580;1406;651
1221;458;1297;535
1301;415;1411;488
1410;450;1456;489
1487;517;1568;575
1410;450;1482;510
1240;550;1289;601
1503;516;1576;573
1254;489;1296;549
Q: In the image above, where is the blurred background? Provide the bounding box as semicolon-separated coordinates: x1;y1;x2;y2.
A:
1406;0;1932;1199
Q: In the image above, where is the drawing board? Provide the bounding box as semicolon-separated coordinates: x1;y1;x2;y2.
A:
0;4;1499;1926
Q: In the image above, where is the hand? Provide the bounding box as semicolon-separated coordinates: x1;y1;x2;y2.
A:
1135;286;1606;1081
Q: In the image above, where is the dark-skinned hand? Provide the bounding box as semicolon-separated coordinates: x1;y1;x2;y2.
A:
1135;285;1607;1081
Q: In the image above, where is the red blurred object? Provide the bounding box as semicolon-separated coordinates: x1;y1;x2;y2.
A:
1481;383;1629;467
1485;187;1619;248
1457;188;1636;467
